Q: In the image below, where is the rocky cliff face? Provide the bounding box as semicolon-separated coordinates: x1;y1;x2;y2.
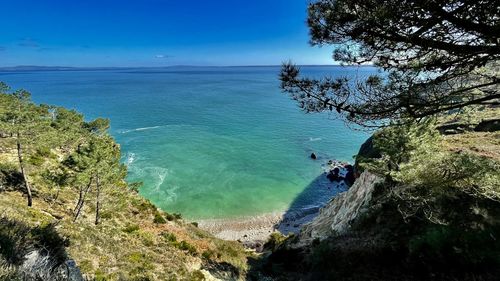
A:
291;171;383;247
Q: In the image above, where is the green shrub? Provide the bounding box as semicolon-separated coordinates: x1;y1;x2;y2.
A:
128;252;146;263
36;146;53;158
138;231;155;246
202;249;215;260
128;181;143;193
0;162;17;173
123;223;140;233
177;241;197;255
164;212;182;221
190;270;205;281
153;212;166;224
94;269;109;281
27;154;45;166
99;211;112;220
136;200;156;213
408;224;500;269
161;232;177;243
264;232;287;251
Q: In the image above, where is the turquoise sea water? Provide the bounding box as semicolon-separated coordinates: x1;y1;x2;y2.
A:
1;66;371;219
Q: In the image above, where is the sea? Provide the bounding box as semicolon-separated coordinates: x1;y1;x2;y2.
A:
0;66;372;219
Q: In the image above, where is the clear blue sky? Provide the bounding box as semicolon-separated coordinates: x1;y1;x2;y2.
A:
0;0;336;67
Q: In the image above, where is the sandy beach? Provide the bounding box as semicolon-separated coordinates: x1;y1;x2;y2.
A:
198;210;315;240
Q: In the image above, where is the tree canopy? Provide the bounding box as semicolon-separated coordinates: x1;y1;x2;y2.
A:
280;0;500;127
0;82;125;216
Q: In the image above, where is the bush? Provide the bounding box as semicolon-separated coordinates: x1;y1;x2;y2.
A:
165;212;182;221
123;224;140;233
99;211;112;220
177;241;197;255
128;181;143;193
36;146;54;158
153;212;166;224
161;232;177;243
264;232;287;252
136;200;157;213
190;270;205;281
202;249;215;260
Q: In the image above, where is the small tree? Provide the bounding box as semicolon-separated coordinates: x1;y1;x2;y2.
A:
63;118;126;223
0;86;52;206
90;135;126;225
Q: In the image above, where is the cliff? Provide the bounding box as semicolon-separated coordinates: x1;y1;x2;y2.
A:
292;171;383;248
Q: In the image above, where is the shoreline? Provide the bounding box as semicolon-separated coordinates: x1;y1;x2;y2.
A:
197;210;320;250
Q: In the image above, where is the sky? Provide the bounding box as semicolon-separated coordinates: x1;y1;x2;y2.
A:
0;0;336;67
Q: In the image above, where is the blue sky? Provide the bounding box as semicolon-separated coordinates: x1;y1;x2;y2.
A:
0;0;335;67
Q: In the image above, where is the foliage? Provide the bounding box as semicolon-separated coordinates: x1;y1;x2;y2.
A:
176;240;197;255
263;232;288;252
395;150;500;198
153;211;167;224
128;181;143;193
123;223;140;233
279;0;500;127
161;232;177;243
359;120;440;173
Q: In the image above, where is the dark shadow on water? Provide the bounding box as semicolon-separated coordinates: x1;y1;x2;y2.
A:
275;171;348;235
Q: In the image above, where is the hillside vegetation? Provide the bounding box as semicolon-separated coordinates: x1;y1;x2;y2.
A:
0;83;249;280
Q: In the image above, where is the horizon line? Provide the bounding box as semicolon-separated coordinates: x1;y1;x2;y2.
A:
0;64;375;72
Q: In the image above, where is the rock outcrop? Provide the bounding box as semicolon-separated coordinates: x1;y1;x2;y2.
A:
292;171;383;247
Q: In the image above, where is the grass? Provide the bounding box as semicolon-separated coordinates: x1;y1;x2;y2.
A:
443;131;500;161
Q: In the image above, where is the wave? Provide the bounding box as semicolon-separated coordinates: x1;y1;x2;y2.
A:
147;167;179;203
119;126;163;134
118;124;204;134
132;166;178;203
309;137;322;142
124;152;136;167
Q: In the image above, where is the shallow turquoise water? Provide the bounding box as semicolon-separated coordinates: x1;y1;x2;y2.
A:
1;66;371;219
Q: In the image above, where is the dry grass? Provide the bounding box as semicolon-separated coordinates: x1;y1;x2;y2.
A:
443;132;500;161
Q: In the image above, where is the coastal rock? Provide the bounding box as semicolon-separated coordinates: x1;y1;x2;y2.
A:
310;153;317;160
292;171;382;247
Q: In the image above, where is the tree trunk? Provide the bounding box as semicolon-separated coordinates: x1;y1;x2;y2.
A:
95;173;101;225
73;177;93;222
74;187;84;214
16;132;32;207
